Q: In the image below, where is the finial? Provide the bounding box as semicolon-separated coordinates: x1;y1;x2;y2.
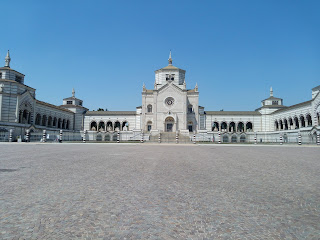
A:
168;50;172;65
72;88;75;97
195;82;198;91
5;50;11;67
270;86;273;97
142;82;146;91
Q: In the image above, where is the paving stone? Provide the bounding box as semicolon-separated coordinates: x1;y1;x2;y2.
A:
0;143;319;239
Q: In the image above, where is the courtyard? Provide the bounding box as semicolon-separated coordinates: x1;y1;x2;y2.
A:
0;143;319;239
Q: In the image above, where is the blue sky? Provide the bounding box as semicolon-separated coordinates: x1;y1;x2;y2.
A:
1;0;319;111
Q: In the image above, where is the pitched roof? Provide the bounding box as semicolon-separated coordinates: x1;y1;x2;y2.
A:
273;100;312;113
86;111;136;116
205;111;261;116
36;100;73;113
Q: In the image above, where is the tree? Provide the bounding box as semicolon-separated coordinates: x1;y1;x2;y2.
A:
97;108;104;111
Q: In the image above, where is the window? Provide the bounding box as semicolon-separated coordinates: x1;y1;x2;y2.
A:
67;101;73;105
79;101;83;106
147;105;152;113
188;105;193;113
0;72;2;79
15;75;22;83
272;101;278;105
166;74;175;81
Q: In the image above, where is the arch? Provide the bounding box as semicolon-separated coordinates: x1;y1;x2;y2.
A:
90;121;97;131
237;122;244;132
98;121;105;132
240;134;246;142
106;121;113;131
300;115;306;128
53;117;57;128
284;119;288;130
42;115;47;126
231;135;237;143
274;120;279;131
62;119;66;129
35;114;41;125
294;116;299;129
47;116;53;127
58;118;62;128
229;122;236;132
246;122;253;132
96;133;103;141
147;121;152;132
19;101;33;124
222;134;229;143
317;112;320;126
114;121;121;131
122;121;128;130
66;120;70;130
288;117;293;129
112;134;118;141
221;122;227;132
165;117;174;132
279;119;283;130
306;114;312;127
105;134;111;141
147;104;152;113
188;121;193;132
212;121;219;131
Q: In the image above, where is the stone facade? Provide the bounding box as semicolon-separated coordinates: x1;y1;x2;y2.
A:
1;51;320;143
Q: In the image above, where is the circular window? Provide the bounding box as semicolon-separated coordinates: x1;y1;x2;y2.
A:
165;97;174;106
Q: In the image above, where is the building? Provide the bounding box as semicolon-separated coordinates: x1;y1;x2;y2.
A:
1;51;319;143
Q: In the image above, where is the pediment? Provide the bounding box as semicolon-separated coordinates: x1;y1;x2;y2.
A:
19;90;35;109
158;82;184;95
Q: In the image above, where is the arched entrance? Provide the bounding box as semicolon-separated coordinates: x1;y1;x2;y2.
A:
165;117;174;132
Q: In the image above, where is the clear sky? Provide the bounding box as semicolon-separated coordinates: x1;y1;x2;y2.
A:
1;0;319;111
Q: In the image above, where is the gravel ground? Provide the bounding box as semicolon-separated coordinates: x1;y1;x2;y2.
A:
0;143;319;239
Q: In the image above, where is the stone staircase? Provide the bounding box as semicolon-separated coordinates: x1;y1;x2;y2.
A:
150;132;191;143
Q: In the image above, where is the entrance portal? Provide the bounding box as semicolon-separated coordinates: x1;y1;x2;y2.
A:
165;117;174;132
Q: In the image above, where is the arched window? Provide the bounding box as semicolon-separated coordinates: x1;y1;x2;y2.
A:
114;121;121;131
279;120;283;130
237;122;244;132
53;117;57;128
212;122;219;131
240;134;246;142
188;105;193;113
284;119;288;130
96;134;102;141
106;121;113;131
147;121;152;132
222;134;229;143
98;121;105;132
42;115;47;126
66;120;70;130
221;122;227;132
229;122;236;132
317;113;320;126
90;121;97;131
288;118;293;129
188;121;193;132
122;121;128;131
306;114;312;126
48;116;53;127
275;120;279;131
300;115;305;128
58;118;62;129
231;135;237;143
147;105;152;113
62;119;66;129
245;122;253;132
294;117;299;129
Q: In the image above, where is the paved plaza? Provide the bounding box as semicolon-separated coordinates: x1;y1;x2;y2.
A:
0;143;319;239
